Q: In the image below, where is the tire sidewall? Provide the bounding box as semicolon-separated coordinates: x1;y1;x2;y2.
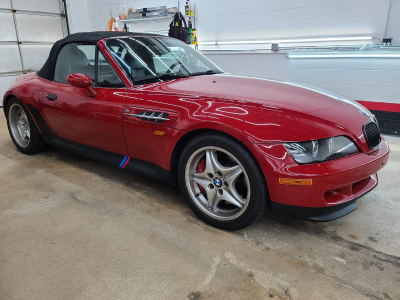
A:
178;133;268;230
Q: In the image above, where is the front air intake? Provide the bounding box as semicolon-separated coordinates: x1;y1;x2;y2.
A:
363;121;381;149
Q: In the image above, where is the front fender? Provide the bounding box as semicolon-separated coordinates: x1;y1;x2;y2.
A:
176;120;252;143
173;99;347;144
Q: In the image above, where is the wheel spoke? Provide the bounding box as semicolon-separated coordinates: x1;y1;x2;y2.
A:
221;189;244;208
224;168;245;204
192;176;210;190
192;171;208;180
21;111;27;122
224;168;243;186
206;189;217;209
209;151;241;177
191;150;216;180
211;193;222;210
25;129;30;139
204;150;216;175
192;175;217;207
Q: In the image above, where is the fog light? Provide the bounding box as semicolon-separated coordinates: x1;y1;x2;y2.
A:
279;178;312;186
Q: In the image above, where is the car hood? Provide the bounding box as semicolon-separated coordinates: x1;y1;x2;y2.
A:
133;74;375;151
153;74;370;115
151;74;372;117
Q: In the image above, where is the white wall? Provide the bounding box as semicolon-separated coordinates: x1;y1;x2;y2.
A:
196;0;393;43
68;0;90;33
68;0;400;105
207;53;400;104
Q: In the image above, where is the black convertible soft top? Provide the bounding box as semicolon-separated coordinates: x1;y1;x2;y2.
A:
37;31;161;81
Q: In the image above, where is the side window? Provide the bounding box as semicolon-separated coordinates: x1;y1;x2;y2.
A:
54;43;95;84
97;49;124;88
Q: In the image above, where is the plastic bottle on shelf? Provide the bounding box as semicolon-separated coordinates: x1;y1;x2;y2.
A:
113;19;119;31
188;17;193;44
142;8;148;18
119;6;127;20
192;29;198;45
185;1;190;15
127;6;134;19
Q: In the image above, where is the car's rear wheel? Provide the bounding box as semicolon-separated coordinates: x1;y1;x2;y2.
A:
178;133;269;230
6;97;48;154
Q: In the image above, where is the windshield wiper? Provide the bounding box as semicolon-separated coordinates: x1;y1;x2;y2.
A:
191;70;223;76
133;73;189;84
158;73;189;79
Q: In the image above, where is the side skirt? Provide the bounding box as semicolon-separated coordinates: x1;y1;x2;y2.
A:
42;134;172;184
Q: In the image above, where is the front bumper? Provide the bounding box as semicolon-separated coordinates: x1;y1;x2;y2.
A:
247;137;389;221
270;174;377;221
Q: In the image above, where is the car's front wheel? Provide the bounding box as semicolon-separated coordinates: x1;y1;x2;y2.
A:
178;133;269;230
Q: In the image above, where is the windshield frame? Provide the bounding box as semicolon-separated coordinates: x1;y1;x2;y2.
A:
103;36;224;86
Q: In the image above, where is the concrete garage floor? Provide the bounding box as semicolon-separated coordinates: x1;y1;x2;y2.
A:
0;112;399;300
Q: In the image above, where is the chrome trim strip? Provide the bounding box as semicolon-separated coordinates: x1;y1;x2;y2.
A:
123;112;170;121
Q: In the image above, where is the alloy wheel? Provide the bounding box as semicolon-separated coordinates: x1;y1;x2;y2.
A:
185;146;251;220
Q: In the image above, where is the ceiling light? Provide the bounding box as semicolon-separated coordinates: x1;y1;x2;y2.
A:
198;36;374;45
287;51;400;58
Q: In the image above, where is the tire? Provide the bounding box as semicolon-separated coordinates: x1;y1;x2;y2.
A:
178;133;269;230
6;97;49;154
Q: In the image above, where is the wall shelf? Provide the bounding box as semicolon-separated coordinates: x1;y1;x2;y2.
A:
140;30;169;36
118;15;189;24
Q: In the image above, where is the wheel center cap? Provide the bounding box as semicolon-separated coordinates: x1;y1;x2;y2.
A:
214;178;222;187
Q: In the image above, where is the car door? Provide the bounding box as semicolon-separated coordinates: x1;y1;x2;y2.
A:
103;37;187;171
41;43;128;155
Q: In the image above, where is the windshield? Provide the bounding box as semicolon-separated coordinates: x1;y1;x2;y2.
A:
105;37;223;84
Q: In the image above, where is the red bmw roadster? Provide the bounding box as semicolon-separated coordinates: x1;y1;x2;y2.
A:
3;32;389;230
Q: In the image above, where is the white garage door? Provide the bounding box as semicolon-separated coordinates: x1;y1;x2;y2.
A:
0;0;69;107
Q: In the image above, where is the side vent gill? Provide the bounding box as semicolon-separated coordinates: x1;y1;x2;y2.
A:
125;111;170;123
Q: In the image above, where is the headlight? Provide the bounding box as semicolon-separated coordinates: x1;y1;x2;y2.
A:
284;136;359;164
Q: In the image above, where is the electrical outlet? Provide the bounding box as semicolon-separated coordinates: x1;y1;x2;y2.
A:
382;37;392;47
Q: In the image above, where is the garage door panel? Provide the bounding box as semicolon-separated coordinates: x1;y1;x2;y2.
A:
15;13;64;42
0;0;66;107
20;44;52;72
12;0;61;14
0;45;23;73
0;0;11;9
0;11;18;41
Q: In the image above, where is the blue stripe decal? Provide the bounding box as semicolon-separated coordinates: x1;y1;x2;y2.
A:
119;156;128;168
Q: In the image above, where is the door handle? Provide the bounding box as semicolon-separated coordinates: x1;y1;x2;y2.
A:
46;93;57;101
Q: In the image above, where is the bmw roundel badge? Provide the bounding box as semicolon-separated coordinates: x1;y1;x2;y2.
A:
214;178;222;187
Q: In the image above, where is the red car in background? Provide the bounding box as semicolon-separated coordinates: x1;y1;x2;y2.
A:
3;32;389;230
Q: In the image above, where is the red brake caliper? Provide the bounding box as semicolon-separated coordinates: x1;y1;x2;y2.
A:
196;159;206;195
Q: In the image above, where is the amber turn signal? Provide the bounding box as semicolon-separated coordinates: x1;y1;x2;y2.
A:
279;178;312;186
154;130;165;136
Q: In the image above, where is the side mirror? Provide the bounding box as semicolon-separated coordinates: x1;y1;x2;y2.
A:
66;73;97;97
